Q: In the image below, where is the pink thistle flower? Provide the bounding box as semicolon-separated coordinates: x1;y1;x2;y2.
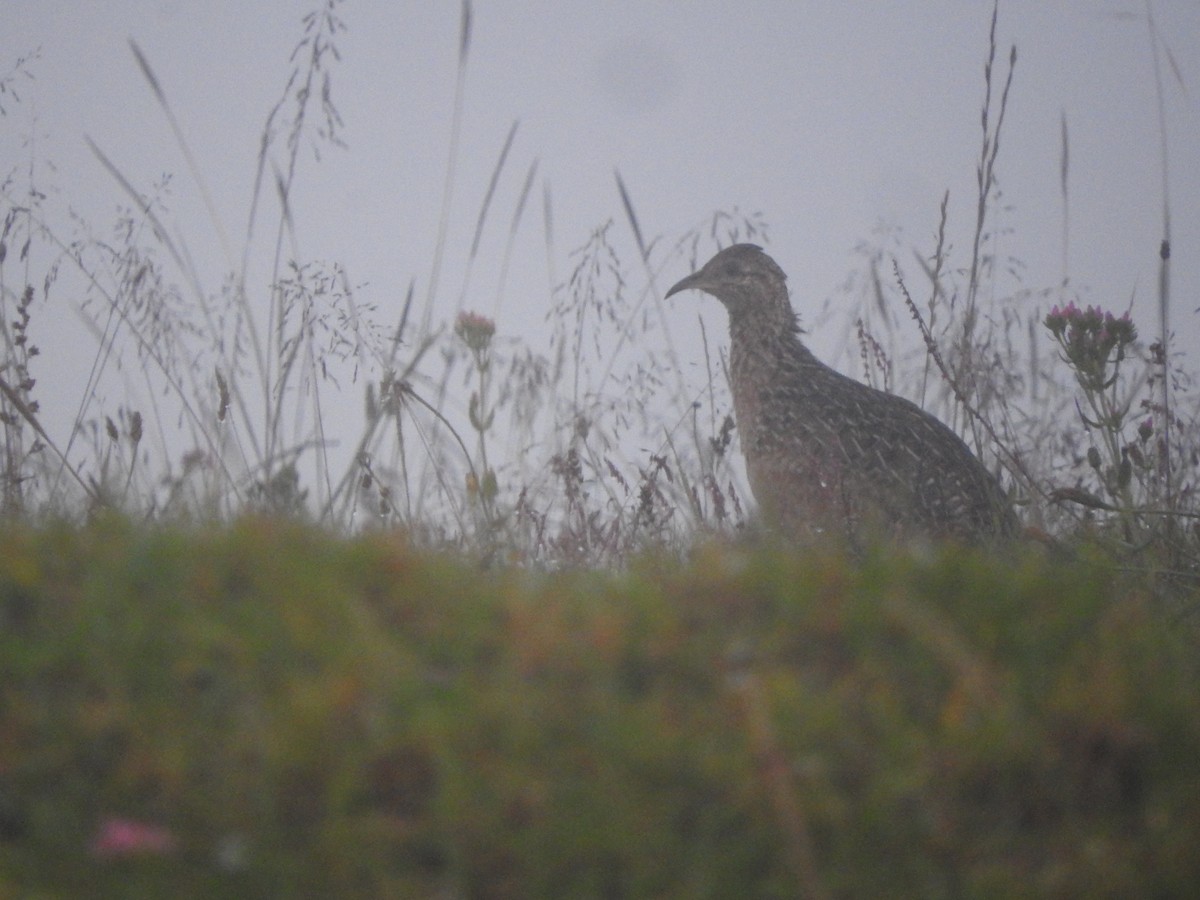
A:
1044;305;1069;337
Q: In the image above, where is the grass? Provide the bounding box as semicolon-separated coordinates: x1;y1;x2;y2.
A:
1;518;1199;896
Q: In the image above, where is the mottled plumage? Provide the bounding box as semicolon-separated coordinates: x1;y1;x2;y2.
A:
666;244;1017;544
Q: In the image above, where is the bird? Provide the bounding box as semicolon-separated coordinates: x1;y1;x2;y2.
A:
666;243;1018;546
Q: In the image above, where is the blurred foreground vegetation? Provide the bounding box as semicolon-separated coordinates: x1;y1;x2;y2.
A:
1;517;1197;897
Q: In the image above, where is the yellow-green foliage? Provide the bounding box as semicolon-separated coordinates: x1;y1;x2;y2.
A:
0;519;1197;897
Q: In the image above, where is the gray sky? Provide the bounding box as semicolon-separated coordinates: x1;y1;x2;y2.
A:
2;1;1198;516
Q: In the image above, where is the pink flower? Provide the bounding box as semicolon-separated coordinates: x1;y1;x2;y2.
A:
454;311;496;355
1044;305;1069;337
1046;299;1138;386
90;817;178;859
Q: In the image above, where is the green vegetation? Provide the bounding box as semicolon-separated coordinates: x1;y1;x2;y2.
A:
0;519;1196;897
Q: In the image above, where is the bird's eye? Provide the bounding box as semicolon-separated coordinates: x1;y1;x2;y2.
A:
723;263;743;278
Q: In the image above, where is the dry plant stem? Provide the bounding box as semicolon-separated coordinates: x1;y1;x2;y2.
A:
128;40;236;271
424;125;521;496
541;182;557;301
90;45;278;487
319;288;434;522
1144;0;1174;518
398;386;470;535
421;0;473;337
265;169;315;466
699;314;718;437
400;382;480;500
199;0;349;485
966;0;1016;323
614;170;687;404
458;120;519;317
9;190;242;502
1079;364;1136;512
1060;111;1070;284
916;191;951;409
491;157;539;320
0;374;99;504
896;261;1039;507
120;421;142;504
83;140;214;340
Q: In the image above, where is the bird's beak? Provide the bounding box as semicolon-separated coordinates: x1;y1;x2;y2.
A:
665;269;707;299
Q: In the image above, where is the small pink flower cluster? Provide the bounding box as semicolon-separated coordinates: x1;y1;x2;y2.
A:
455;311;496;355
1045;302;1137;385
90;817;177;859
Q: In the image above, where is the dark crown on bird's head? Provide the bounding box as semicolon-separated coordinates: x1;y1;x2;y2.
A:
665;244;790;317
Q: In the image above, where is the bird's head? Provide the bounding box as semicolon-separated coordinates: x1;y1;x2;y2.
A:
665;244;789;319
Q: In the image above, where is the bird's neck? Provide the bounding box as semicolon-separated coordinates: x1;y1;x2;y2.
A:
727;303;827;431
728;304;821;380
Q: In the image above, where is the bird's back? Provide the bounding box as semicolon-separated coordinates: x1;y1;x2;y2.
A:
730;320;1016;544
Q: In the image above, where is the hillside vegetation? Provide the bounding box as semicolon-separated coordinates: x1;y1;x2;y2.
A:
1;518;1197;897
